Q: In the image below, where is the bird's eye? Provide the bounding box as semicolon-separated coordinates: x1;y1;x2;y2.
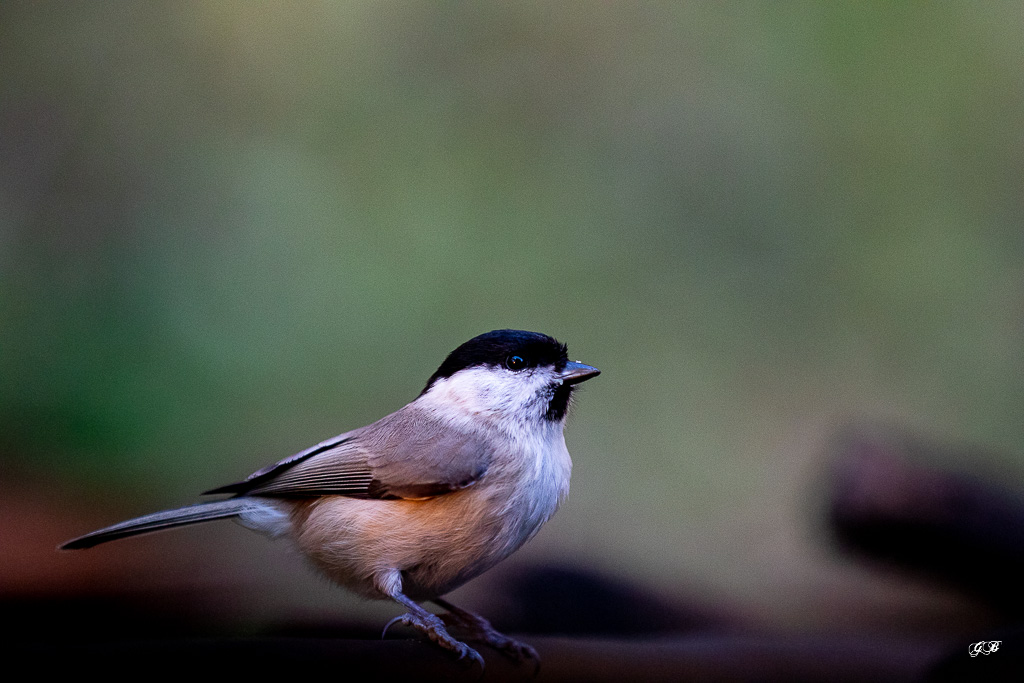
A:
506;355;527;371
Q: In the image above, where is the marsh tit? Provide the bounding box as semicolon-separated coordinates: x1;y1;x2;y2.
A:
61;329;599;668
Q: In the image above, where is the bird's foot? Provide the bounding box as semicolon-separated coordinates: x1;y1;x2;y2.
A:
383;609;485;670
438;603;540;672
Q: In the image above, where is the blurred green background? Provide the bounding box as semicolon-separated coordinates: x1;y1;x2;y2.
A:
3;2;1022;634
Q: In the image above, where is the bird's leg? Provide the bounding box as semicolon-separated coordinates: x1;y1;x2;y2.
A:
433;597;540;671
378;572;485;669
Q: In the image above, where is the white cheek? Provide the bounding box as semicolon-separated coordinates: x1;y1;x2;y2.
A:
421;367;553;422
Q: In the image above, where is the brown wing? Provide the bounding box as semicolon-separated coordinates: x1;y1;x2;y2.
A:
204;408;490;500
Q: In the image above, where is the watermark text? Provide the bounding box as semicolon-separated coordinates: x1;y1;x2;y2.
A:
969;641;1001;657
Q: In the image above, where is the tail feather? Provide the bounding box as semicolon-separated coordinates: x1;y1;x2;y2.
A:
60;498;262;550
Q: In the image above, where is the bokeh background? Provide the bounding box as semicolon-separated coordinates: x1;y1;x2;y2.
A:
3;0;1023;649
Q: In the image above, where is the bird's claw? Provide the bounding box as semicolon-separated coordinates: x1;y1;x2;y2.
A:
439;609;540;673
381;614;407;640
382;610;485;670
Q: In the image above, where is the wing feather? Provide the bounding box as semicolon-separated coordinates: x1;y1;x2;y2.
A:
205;407;489;500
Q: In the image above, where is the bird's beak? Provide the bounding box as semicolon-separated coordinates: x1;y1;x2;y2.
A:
558;361;600;385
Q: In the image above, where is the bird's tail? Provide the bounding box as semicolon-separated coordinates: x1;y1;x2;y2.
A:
59;498;280;550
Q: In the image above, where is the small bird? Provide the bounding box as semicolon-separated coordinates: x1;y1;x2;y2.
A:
61;329;599;668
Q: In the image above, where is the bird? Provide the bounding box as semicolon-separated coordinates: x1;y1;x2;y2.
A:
61;329;600;668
